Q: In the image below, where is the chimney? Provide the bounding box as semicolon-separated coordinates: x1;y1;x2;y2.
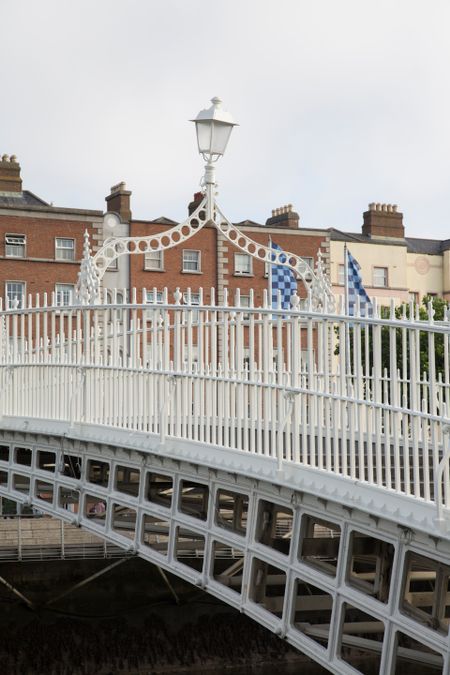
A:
362;203;404;239
0;154;22;192
265;204;299;229
188;191;204;216
105;182;131;221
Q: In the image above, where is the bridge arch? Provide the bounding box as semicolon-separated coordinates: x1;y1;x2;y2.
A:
0;426;449;674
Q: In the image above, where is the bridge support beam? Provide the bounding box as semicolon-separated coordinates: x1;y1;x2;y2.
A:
0;573;35;610
45;557;130;607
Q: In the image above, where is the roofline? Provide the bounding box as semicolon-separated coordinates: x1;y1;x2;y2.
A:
131;217;329;236
0;203;104;217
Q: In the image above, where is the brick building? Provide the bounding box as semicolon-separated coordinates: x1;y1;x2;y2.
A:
105;187;330;307
330;203;450;307
0;154;103;307
0;155;328;310
7;153;449;313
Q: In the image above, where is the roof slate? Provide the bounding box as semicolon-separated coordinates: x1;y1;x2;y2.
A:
405;238;443;255
330;228;450;255
0;190;49;207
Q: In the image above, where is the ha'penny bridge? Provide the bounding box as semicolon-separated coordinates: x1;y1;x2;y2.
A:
0;285;450;674
1;97;450;674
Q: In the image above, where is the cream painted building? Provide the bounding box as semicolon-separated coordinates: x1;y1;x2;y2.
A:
329;203;450;307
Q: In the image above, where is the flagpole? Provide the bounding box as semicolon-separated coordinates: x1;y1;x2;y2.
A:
344;243;351;385
268;235;273;308
344;243;349;315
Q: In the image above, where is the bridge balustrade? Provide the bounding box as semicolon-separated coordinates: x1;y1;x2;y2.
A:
0;288;449;510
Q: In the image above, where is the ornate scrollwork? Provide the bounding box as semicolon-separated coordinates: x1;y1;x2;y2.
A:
76;191;334;310
213;204;335;311
93;196;208;275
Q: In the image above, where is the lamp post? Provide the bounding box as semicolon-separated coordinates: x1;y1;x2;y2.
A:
76;97;333;310
191;97;238;222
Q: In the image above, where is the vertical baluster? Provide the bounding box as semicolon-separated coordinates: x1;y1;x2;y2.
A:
249;290;256;454
372;300;383;487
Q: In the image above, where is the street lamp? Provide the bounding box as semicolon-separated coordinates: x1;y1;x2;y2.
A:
76;96;334;310
192;97;238;221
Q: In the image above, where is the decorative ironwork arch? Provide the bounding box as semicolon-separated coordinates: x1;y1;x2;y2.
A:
76;194;334;310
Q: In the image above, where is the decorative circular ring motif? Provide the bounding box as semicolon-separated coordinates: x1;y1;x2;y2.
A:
415;256;430;275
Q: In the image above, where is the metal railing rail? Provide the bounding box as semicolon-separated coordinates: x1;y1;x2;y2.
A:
0;288;449;511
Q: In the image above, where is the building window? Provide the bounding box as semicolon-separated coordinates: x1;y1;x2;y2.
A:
55;284;75;307
409;292;419;304
301;256;314;269
5;235;26;258
107;258;118;271
183;292;200;320
234;253;252;276
55;238;75;261
373;267;388;288
240;294;251;319
6;282;25;308
183;292;200;305
338;264;345;285
144;250;164;271
182;250;201;273
146;290;164;304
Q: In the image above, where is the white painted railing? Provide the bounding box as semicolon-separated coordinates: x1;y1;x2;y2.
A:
1;288;450;508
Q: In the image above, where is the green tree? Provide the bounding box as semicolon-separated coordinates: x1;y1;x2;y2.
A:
335;295;447;378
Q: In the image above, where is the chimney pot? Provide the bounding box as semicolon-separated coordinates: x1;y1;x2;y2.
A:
105;181;132;221
0;153;22;192
362;201;404;239
188;192;205;216
266;204;300;229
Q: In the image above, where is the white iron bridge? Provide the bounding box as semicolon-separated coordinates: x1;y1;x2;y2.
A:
0;288;450;674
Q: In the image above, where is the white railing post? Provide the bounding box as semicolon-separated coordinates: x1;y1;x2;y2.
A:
69;366;86;428
434;424;450;529
159;375;177;447
277;391;298;476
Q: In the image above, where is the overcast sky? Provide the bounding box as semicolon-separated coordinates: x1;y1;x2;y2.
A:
1;0;450;239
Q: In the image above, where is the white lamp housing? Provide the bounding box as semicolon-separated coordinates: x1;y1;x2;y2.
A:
192;97;237;162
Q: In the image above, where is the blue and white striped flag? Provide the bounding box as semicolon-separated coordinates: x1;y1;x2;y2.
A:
346;248;372;316
270;242;297;310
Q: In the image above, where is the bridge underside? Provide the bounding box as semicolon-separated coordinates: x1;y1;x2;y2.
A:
0;421;449;674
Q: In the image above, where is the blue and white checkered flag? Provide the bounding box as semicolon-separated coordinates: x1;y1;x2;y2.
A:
271;242;297;310
346;249;372;316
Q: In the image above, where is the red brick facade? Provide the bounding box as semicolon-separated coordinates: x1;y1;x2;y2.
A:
0;212;103;302
0;157;330;307
126;203;329;306
128;220;219;304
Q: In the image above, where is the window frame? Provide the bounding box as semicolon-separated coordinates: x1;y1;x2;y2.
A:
55;283;75;307
183;292;201;321
5;234;26;259
55;237;75;262
373;266;388;288
182;249;201;273
5;281;26;308
144;249;164;271
146;290;164;304
234;253;253;276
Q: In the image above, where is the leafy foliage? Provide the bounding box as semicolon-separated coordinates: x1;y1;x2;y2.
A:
335;296;448;378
